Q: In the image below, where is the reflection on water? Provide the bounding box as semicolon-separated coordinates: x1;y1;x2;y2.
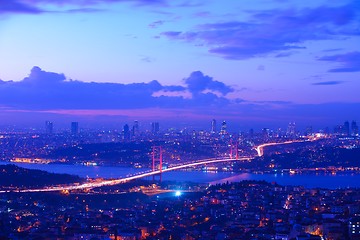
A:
1;161;360;189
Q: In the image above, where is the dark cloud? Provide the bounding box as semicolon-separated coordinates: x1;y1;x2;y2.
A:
318;51;360;72
275;52;294;58
0;0;43;14
0;0;167;15
1;67;359;129
161;1;360;60
148;20;164;29
162;31;182;38
23;0;167;5
64;8;104;13
322;48;342;52
23;66;66;84
0;67;227;110
177;1;204;7
140;56;156;63
163;85;186;92
183;71;233;96
257;65;265;71
312;81;345;86
193;11;211;18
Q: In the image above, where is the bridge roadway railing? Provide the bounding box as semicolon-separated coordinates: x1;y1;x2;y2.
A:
0;156;251;193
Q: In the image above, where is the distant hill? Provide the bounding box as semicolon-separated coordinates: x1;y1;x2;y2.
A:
0;164;84;189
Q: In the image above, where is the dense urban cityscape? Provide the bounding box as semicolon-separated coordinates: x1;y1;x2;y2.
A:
0;119;359;239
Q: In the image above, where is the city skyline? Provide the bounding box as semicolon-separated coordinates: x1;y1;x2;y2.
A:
0;0;359;127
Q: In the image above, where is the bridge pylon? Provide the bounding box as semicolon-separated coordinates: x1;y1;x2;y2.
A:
229;142;239;160
152;146;163;181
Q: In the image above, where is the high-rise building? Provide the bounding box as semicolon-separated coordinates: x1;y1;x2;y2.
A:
305;126;313;136
344;121;350;136
71;122;79;135
133;120;139;137
249;129;254;138
151;122;159;134
262;128;270;139
220;121;227;134
123;124;130;141
287;122;296;137
351;121;358;136
334;125;343;135
349;217;360;239
45;121;53;134
211;119;216;133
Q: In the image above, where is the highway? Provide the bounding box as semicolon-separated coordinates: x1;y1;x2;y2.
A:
254;138;318;157
255;141;300;157
0;157;250;193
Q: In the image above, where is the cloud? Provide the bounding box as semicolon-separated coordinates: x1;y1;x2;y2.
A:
0;67;359;129
64;8;104;13
0;0;167;15
23;66;66;84
140;56;156;63
312;81;345;86
322;48;342;52
275;52;294;58
318;51;360;72
0;67;229;111
0;0;43;14
177;1;204;7
183;71;233;96
257;65;265;71
23;0;167;5
161;1;360;60
148;20;164;28
193;11;211;18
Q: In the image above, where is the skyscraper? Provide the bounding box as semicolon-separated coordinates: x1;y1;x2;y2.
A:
287;122;296;137
151;122;159;134
351;121;358;136
133;120;139;136
45;121;53;134
220;121;227;134
71;122;79;135
249;129;254;138
344;121;350;136
305;126;313;136
262;128;270;139
211;119;216;133
123;124;130;141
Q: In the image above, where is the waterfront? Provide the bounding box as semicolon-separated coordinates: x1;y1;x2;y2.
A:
1;161;360;189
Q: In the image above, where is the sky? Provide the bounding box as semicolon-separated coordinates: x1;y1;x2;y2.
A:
0;0;359;131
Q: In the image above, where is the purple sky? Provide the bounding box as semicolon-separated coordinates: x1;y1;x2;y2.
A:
0;0;359;131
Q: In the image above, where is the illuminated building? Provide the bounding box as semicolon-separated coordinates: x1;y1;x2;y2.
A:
71;122;79;135
220;121;227;135
123;124;130;141
351;121;358;136
151;122;159;134
262;128;270;139
211;119;216;133
45;121;53;134
287;122;296;137
305;126;313;136
344;121;350;136
349;217;360;239
133;120;139;136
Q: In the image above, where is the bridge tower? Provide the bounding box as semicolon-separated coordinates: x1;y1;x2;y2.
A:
229;142;239;159
152;146;163;181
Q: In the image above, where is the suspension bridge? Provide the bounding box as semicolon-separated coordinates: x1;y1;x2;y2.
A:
0;139;309;193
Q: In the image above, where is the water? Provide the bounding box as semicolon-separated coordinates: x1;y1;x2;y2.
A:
0;162;144;179
1;161;360;189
